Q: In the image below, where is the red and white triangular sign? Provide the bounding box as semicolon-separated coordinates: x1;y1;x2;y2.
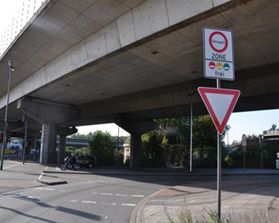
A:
198;87;240;134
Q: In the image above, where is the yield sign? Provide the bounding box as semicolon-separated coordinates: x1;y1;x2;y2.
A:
198;87;240;134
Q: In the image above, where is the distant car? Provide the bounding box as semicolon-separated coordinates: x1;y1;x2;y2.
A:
76;155;97;168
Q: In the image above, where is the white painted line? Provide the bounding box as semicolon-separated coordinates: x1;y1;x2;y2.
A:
82;201;96;204
34;187;55;191
45;166;49;170
38;173;44;181
55;167;60;171
91;192;98;195
27;196;39;199
70;200;78;202
101;202;112;205
131;195;145;198
121;203;136;207
101;193;113;196
44;188;55;191
112;203;117;206
115;194;127;197
3;165;18;169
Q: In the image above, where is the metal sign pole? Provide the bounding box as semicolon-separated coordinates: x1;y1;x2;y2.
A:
216;79;221;219
244;151;246;176
190;96;193;173
23;120;28;164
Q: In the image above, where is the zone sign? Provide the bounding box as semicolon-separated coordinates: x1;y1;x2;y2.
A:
203;27;234;81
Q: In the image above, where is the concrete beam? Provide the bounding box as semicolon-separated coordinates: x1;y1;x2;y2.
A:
0;120;23;132
115;115;157;135
17;98;81;124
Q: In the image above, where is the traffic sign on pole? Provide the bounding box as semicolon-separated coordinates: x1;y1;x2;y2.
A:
203;27;234;81
242;134;247;152
198;87;240;134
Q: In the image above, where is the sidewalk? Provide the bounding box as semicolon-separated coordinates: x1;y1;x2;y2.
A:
131;179;279;223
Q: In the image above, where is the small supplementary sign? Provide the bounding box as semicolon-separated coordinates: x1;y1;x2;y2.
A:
203;27;234;81
242;134;247;152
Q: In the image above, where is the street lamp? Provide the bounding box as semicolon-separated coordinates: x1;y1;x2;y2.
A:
0;60;15;170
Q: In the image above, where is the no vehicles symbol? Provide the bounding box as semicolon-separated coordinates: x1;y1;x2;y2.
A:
209;31;228;53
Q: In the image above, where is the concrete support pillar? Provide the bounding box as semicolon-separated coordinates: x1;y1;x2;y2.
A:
130;133;142;168
40;124;57;164
115;115;157;168
57;127;77;165
17;98;81;165
58;136;66;165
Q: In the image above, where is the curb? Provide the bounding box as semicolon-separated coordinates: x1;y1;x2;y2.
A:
130;190;162;223
37;179;68;185
43;170;279;176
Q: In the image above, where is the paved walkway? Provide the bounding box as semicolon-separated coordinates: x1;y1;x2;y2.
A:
131;179;279;223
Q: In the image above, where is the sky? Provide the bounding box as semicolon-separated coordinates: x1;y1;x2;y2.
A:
1;1;279;143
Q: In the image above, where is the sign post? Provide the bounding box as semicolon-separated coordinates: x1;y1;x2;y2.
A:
201;27;236;219
242;134;247;175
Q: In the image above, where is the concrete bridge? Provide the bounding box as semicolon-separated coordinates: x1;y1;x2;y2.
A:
0;0;278;167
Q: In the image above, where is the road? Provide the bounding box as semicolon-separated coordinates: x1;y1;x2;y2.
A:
0;161;193;223
0;161;279;222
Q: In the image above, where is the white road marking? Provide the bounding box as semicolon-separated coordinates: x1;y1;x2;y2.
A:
101;193;113;196
115;194;127;197
45;167;49;170
111;203;117;206
121;203;136;207
34;187;55;191
3;164;18;169
70;200;78;202
27;196;39;199
82;201;96;204
38;173;44;181
92;192;98;195
131;195;145;198
101;202;112;205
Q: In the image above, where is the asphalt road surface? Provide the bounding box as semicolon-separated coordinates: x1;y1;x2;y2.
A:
1;161;279;223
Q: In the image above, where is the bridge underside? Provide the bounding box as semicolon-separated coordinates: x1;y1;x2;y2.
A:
0;0;279;166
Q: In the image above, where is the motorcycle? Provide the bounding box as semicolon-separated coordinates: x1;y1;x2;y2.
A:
60;157;81;171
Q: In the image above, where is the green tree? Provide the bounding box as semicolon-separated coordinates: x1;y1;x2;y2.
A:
69;132;94;139
141;131;164;167
89;131;115;166
270;124;277;131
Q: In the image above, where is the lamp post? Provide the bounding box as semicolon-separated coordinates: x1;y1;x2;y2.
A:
0;60;15;170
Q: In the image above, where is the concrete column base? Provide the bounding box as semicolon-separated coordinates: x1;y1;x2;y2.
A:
40;124;57;164
130;133;142;168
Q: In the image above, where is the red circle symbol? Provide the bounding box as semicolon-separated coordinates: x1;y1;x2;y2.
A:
209;61;215;69
209;31;228;53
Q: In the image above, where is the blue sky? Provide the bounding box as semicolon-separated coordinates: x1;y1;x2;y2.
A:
227;109;279;143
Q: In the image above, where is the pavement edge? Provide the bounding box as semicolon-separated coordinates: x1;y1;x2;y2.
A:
130;189;163;223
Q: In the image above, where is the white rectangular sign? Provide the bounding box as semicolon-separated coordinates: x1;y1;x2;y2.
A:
203;27;234;81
